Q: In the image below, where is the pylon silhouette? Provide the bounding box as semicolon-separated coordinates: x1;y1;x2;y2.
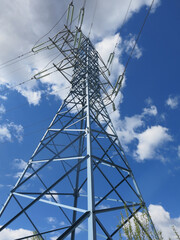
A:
0;26;159;240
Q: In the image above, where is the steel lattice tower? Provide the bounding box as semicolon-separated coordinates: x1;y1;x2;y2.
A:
0;27;159;240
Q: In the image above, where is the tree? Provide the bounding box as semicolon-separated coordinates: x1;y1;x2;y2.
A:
28;231;44;240
118;208;180;240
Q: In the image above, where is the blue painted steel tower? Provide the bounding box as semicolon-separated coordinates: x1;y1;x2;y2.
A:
0;27;159;240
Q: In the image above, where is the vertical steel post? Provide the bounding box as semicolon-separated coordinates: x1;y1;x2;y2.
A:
86;43;96;240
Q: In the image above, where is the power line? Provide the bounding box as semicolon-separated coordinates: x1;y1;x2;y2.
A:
113;0;133;54
0;52;66;94
112;0;155;99
0;5;69;70
0;1;86;72
83;0;87;8
88;0;98;38
32;8;68;49
0;51;33;69
106;0;133;72
123;0;155;75
1;49;61;78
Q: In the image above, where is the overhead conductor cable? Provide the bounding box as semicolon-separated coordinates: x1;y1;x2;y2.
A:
112;0;155;100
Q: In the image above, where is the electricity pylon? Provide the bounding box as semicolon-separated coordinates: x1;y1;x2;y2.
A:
0;26;159;240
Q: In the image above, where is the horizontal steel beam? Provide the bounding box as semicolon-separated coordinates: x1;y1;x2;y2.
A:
31;156;86;163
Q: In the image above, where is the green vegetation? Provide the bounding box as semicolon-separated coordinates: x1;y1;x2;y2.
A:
28;231;44;240
118;209;180;240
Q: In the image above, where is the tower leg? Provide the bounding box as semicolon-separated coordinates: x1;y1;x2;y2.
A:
86;76;96;240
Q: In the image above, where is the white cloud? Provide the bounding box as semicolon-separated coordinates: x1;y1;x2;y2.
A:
95;34;124;85
166;96;179;109
75;223;86;234
143;105;158;116
116;115;144;145
0;95;7;100
60;221;65;226
14;172;31;179
97;204;110;210
50;237;58;240
135;125;172;161
121;204;180;239
0;227;32;240
149;204;180;240
2;204;179;240
47;217;56;223
0;122;24;143
123;34;142;59
109;102;173;162
13;159;27;170
10;122;24;142
0;125;11;142
0;106;23;144
0;104;6;115
95;33;126;119
85;0;160;38
0;0;160;104
95;34;122;64
44;190;60;203
18;89;41;106
111;105;157;146
178;145;180;158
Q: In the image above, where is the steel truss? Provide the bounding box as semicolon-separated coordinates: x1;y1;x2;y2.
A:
0;27;159;240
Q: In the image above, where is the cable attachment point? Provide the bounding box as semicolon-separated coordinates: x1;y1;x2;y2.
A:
112;74;124;97
67;1;74;26
78;7;85;29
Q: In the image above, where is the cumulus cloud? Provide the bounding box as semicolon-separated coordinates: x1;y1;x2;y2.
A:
135;125;172;161
109;102;173;161
111;104;158;145
0;0;160;105
0;227;32;240
0;104;24;143
95;34;122;63
125;204;180;239
95;34;124;84
0;125;12;142
13;158;27;170
0;95;7;100
0;104;6;115
149;204;180;239
12;159;31;180
85;0;161;38
10;122;24;142
0;122;24;143
116;114;144;145
166;95;179;109
1;204;179;240
18;88;42;106
142;105;158;116
123;34;142;59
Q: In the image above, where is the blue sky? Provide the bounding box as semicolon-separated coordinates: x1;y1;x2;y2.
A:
0;0;180;239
